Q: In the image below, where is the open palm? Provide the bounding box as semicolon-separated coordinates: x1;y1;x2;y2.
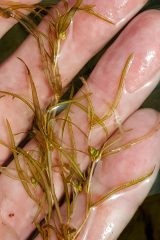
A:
0;1;160;240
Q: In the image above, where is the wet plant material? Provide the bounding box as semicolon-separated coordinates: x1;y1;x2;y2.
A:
0;1;159;240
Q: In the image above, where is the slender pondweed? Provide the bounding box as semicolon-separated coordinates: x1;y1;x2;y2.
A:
0;1;159;240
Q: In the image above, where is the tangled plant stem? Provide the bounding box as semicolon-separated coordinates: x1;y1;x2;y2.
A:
0;1;159;240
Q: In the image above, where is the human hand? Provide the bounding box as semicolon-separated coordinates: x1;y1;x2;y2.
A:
0;1;160;240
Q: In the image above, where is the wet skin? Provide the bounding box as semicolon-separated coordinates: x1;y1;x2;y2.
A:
0;1;160;240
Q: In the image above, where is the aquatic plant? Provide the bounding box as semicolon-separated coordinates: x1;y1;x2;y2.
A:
0;1;158;239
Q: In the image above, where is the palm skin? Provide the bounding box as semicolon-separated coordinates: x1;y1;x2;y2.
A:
0;1;160;240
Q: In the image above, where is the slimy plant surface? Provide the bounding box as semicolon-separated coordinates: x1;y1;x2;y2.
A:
0;1;159;240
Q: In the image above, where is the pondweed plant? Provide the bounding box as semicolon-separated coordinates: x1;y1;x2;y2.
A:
0;1;159;240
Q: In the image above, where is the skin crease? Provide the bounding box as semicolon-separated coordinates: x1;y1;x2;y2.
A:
2;0;159;240
0;8;160;240
0;0;147;163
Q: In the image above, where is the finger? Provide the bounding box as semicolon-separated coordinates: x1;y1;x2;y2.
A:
51;109;160;240
0;0;40;38
0;0;146;163
0;9;160;240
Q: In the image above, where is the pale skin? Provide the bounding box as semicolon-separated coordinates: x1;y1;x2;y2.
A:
0;1;160;240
